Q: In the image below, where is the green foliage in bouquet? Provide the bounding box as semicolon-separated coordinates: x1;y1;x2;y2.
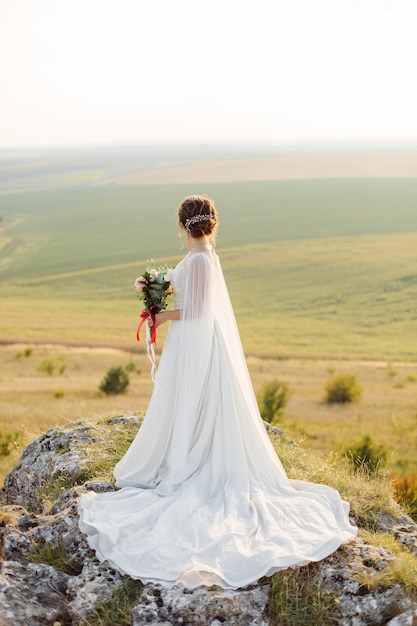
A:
135;260;174;314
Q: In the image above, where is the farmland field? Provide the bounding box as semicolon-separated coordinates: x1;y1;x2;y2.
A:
1;175;417;359
1;146;417;485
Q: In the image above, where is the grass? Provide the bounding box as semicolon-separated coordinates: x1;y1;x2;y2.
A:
268;562;340;626
2;178;417;280
271;434;398;529
84;578;144;626
25;539;83;576
1;177;417;359
1;231;417;359
0;344;153;483
357;531;417;598
1;345;417;487
1;164;417;360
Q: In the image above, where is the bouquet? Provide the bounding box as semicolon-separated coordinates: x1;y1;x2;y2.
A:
135;260;174;380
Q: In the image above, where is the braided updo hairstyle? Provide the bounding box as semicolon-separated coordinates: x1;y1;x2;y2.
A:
178;195;218;243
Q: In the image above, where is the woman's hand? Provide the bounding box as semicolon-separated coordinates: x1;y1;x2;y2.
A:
147;310;180;331
148;311;167;330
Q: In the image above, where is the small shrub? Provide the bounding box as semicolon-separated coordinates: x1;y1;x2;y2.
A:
37;356;66;376
99;366;130;395
324;374;362;404
391;473;417;520
406;373;417;383
53;389;66;399
345;435;387;474
15;347;34;359
257;379;290;424
0;431;20;457
386;362;397;378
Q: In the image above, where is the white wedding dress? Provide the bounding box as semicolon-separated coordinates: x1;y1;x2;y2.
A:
78;244;357;589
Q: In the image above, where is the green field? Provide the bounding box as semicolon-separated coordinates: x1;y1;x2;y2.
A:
1;178;417;359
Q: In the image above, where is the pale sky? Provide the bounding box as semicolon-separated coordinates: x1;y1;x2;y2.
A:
0;0;416;148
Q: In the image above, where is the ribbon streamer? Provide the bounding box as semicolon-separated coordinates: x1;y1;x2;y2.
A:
145;323;158;382
136;308;160;382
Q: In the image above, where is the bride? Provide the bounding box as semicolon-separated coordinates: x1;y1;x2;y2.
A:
78;195;357;589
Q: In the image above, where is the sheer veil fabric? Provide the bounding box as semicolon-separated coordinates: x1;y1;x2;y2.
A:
78;244;357;589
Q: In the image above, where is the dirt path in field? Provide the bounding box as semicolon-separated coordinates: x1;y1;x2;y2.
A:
2;338;416;368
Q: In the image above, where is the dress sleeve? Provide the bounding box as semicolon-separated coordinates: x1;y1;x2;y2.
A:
181;252;215;322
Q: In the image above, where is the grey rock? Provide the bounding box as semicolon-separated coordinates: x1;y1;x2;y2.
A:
378;513;417;556
0;560;71;626
131;582;270;626
263;421;283;436
67;558;125;621
388;607;417;625
2;421;102;512
318;541;413;626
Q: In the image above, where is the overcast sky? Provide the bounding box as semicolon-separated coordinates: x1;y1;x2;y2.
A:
0;0;416;149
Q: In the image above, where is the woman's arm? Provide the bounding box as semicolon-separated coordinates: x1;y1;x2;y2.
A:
153;309;180;329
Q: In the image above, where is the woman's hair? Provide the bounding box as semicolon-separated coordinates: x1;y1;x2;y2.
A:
178;195;218;243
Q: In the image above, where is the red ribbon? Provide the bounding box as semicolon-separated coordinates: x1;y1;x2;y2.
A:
136;307;160;343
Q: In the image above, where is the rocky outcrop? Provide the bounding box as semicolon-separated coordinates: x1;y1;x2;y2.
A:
0;415;416;626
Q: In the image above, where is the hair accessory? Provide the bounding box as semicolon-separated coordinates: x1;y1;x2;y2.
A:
184;214;212;232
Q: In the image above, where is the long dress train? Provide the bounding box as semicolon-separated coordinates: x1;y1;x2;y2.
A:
78;245;357;589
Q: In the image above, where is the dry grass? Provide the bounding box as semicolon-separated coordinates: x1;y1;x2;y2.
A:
0;344;154;482
272;435;397;528
268;562;340;626
357;531;417;598
84;578;144;626
248;356;417;476
1;345;416;490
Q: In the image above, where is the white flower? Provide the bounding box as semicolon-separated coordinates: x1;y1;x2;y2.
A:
164;269;173;282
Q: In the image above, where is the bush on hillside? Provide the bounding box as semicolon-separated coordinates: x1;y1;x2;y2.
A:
15;347;34;359
99;366;130;395
324;374;362;404
0;431;20;457
257;379;290;424
346;435;387;474
391;473;417;520
38;356;66;376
